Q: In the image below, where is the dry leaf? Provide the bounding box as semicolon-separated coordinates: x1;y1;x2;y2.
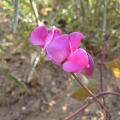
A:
71;86;96;101
70;75;97;101
106;57;120;79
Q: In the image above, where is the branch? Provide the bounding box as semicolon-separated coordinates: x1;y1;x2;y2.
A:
71;73;105;110
100;0;111;119
64;102;90;120
64;91;120;120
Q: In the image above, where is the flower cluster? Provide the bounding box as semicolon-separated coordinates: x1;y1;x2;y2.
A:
30;24;94;76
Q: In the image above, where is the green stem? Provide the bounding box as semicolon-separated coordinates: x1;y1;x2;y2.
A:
102;0;107;33
12;0;20;33
30;0;40;25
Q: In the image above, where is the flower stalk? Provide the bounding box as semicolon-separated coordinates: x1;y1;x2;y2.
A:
65;91;120;120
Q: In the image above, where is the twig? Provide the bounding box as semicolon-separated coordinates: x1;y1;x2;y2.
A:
97;91;120;98
99;47;106;110
71;73;115;120
64;102;90;120
71;73;105;110
101;0;111;119
65;91;120;120
110;44;120;53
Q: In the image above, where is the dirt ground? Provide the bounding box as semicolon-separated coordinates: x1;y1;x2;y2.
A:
0;16;120;120
0;58;120;120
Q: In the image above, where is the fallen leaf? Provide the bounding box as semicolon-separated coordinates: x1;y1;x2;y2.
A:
70;75;97;101
112;68;120;79
71;86;97;101
106;57;120;79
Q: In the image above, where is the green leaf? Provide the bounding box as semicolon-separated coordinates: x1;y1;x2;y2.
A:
0;68;28;90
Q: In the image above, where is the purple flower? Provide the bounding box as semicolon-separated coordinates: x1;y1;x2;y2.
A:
83;53;94;76
30;24;48;47
30;24;94;76
63;48;89;73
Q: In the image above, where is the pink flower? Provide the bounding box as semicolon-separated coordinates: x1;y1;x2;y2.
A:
69;32;85;52
30;24;48;47
83;53;94;76
45;32;85;64
30;24;94;76
30;25;61;48
44;26;62;49
63;48;89;73
45;34;70;64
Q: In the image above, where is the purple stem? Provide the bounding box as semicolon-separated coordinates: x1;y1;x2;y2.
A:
64;91;120;120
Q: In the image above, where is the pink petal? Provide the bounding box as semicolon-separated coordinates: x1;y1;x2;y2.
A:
46;34;70;64
69;32;85;52
62;61;80;73
83;53;94;76
30;24;48;47
63;48;88;73
44;26;62;49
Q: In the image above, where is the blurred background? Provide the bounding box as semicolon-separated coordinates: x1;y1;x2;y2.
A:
0;0;120;120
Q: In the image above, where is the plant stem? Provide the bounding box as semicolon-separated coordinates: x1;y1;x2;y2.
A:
71;73;114;119
12;0;20;33
97;91;120;98
71;73;104;109
30;0;40;25
65;91;120;120
99;53;105;103
64;102;90;120
102;0;107;33
99;52;111;120
101;0;111;119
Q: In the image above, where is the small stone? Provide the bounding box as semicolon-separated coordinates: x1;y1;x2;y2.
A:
46;93;51;100
21;106;26;111
30;100;40;111
51;87;58;94
118;111;120;115
51;81;56;86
